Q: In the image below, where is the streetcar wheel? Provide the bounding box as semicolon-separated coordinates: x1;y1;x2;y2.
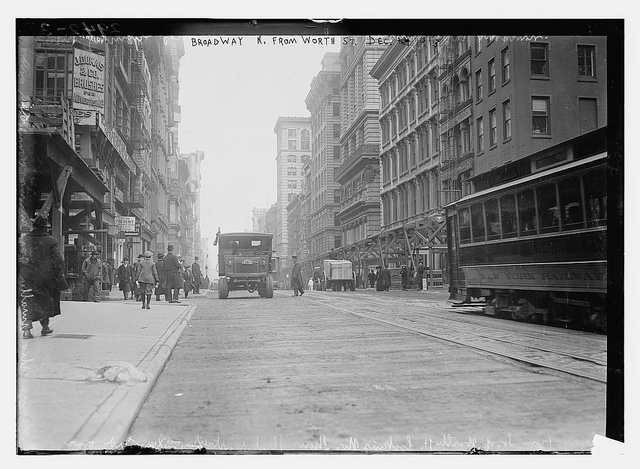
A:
218;278;228;299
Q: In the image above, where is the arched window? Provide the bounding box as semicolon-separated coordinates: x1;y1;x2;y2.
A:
301;129;310;150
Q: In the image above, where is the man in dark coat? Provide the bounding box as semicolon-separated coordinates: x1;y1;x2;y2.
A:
82;251;103;302
290;256;304;297
415;262;425;290
163;244;183;303
191;257;202;294
117;257;134;299
133;253;145;301
381;266;391;291
155;253;168;302
368;269;376;288
401;265;409;291
19;214;65;339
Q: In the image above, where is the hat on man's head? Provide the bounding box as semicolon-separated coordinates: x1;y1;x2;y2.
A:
194;257;199;261
167;245;174;251
123;257;129;262
157;253;164;259
144;250;153;258
32;214;51;228
91;250;99;255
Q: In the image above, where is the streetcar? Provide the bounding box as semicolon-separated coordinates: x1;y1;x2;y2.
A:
445;128;607;331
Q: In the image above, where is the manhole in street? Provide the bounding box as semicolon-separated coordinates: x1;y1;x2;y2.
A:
52;334;94;339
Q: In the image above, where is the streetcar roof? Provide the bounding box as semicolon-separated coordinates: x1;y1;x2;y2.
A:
445;152;607;209
219;232;273;238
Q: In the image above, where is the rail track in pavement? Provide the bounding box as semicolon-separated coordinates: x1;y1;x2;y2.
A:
297;291;607;384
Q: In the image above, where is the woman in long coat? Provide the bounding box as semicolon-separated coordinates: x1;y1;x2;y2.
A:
19;215;65;339
163;245;183;303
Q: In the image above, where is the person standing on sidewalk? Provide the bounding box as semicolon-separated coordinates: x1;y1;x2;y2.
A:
401;265;409;291
155;253;168;302
136;251;159;309
18;214;66;339
117;257;134;299
368;269;376;289
415;262;425;290
82;251;102;302
102;261;113;292
163;245;183;303
191;257;202;294
290;255;304;297
182;264;193;298
132;253;145;301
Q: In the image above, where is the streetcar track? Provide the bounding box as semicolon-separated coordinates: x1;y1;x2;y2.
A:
302;292;606;384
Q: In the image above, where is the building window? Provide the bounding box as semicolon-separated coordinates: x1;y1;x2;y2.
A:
489;109;497;147
287;180;297;189
333;124;341;138
532;97;550;135
301;129;310;150
34;51;73;103
578;45;596;77
476;117;484;153
288;128;297;138
474;36;482;54
333;102;340;116
287;165;297;176
475;69;482;102
502;99;512;140
501;47;510;83
531;43;549;76
488;58;496;93
333;145;341;160
287;155;297;163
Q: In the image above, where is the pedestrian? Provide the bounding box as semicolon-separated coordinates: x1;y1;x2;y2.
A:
368;269;376;288
191;257;202;294
18;214;66;339
155;253;168;302
290;255;304;297
382;266;391;291
375;266;384;291
117;257;134;300
415;262;425;290
102;261;113;292
182;265;193;298
163;244;183;303
401;264;409;290
133;253;145;301
82;250;103;302
136;251;159;309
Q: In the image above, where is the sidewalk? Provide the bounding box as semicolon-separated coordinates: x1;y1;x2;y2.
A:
17;290;201;452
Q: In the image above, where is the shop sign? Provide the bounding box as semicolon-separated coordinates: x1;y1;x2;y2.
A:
124;222;141;236
72;47;105;114
97;113;136;172
115;216;136;232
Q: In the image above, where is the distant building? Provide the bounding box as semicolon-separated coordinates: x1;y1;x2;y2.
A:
252;207;268;232
273;117;310;285
178;150;205;261
304;52;342;267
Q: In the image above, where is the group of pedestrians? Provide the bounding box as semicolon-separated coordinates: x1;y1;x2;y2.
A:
116;245;205;308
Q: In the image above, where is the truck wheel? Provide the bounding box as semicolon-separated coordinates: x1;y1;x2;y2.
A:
265;276;274;298
218;278;228;299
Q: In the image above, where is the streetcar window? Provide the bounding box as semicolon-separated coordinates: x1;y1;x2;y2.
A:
584;170;607;226
537;183;560;233
485;199;501;240
471;203;486;242
559;177;585;230
458;208;472;244
499;195;518;238
517;189;537;236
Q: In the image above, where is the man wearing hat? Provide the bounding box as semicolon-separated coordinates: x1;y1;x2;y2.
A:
155;253;168;302
290;255;304;297
18;214;66;339
117;257;134;300
136;251;159;309
191;256;203;294
163;244;183;303
133;253;145;301
82;250;103;302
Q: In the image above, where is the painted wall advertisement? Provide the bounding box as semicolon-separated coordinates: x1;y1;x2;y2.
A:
72;47;105;125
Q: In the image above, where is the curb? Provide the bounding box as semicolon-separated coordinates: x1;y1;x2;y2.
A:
70;303;198;450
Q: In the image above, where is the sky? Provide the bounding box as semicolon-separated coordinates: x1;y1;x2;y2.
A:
177;35;341;245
